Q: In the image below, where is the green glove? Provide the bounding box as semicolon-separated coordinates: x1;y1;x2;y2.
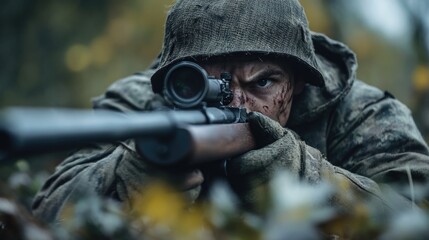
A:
226;112;306;211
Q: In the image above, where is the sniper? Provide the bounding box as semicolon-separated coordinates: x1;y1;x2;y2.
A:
32;0;429;233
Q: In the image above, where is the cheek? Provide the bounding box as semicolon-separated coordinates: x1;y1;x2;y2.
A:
262;83;294;126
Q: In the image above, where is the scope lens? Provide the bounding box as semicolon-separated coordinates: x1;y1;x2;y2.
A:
165;63;207;107
171;68;203;100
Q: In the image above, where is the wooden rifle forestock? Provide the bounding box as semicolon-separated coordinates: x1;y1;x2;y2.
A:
135;122;256;167
186;123;256;165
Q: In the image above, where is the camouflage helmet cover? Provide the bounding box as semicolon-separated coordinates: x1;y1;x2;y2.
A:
151;0;324;93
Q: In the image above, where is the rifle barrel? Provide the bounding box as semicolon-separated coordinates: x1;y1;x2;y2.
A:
0;107;245;161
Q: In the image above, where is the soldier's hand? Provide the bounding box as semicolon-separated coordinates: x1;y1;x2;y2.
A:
226;112;305;212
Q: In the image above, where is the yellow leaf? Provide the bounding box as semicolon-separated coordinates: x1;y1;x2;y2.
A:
131;182;185;225
65;44;91;72
413;65;429;92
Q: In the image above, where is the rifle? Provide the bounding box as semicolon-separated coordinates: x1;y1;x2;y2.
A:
0;61;256;166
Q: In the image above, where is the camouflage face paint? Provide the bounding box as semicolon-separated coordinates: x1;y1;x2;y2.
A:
201;57;295;126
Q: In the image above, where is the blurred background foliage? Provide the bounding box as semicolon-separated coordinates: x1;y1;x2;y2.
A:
1;0;174;108
1;0;429;233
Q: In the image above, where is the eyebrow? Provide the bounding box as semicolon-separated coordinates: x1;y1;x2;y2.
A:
247;68;286;83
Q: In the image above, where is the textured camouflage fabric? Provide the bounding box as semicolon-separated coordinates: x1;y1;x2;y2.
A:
151;0;324;93
32;33;429;222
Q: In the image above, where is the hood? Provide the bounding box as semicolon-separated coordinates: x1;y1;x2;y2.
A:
287;32;357;127
150;0;325;93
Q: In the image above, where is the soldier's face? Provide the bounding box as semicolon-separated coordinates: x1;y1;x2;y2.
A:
200;58;299;126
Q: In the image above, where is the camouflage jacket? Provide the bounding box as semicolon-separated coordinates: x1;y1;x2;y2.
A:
32;33;429;222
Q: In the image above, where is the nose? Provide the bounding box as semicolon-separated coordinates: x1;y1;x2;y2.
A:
228;86;246;108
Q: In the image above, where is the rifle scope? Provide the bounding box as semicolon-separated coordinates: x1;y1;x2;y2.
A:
163;61;233;108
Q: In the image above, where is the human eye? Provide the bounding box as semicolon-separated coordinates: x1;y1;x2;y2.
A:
254;79;273;88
